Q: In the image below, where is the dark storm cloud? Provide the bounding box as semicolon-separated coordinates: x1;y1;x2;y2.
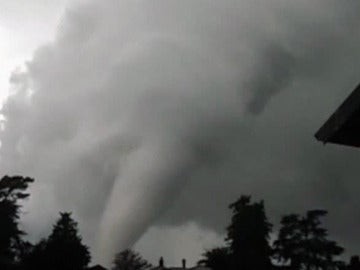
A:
2;0;360;265
160;35;360;254
246;45;295;114
154;0;360;258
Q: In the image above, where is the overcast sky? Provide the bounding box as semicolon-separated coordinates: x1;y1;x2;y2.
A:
2;0;360;267
0;0;77;103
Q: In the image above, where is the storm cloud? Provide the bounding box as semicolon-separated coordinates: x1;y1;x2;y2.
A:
2;0;360;266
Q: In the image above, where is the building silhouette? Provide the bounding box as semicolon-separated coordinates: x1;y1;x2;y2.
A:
316;83;360;147
152;257;210;270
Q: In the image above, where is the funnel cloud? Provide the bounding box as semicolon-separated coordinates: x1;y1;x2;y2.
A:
2;0;360;265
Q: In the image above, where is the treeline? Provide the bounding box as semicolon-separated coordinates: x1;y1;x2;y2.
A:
0;175;152;270
199;195;359;270
0;175;90;270
1;175;360;270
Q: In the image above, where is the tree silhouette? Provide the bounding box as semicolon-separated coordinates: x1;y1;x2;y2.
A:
112;249;152;270
348;256;360;270
226;195;273;270
199;247;231;270
274;210;344;270
0;175;34;269
19;239;47;270
44;212;91;270
273;214;302;269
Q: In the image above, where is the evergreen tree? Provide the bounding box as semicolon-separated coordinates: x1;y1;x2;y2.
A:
45;212;91;270
226;195;273;270
112;249;151;270
0;175;34;269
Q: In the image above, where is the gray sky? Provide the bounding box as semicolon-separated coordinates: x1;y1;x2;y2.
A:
0;0;79;103
2;0;360;267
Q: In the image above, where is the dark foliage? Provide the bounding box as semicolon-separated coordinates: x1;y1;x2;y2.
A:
348;256;360;270
19;239;47;270
0;175;33;269
21;212;91;270
45;212;91;270
200;195;273;270
112;249;152;270
199;247;231;270
226;195;273;270
274;210;344;270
